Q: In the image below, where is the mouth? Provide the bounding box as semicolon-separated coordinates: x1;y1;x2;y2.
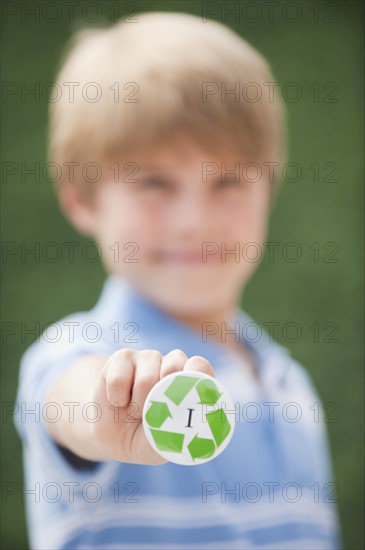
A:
154;251;220;265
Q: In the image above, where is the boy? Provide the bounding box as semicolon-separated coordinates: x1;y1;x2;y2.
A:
14;12;341;549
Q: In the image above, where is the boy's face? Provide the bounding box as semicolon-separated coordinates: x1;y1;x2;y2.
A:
88;140;271;318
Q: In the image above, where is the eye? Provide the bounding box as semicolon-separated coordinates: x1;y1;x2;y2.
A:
139;176;172;191
216;177;242;189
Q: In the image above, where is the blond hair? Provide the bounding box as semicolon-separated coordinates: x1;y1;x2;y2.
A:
49;12;286;201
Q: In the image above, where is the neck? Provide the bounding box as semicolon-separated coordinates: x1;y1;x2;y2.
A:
172;303;260;383
173;305;238;346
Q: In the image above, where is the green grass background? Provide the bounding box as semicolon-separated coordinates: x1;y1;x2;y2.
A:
1;1;364;548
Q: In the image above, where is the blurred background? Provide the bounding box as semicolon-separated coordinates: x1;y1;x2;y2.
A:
1;0;363;548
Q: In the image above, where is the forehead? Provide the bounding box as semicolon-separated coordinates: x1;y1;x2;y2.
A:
124;136;248;172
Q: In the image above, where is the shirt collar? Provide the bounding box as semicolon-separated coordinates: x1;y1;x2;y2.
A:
94;275;292;387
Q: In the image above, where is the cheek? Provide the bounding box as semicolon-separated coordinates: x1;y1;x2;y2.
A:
98;191;164;251
219;193;268;243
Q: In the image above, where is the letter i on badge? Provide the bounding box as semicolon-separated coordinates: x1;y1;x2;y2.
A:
142;371;235;465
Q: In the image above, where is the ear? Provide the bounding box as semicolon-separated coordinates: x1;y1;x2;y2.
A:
57;181;97;237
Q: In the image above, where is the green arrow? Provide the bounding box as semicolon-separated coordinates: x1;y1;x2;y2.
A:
188;434;216;460
196;379;222;405
206;408;231;446
150;429;185;453
164;376;198;405
145;401;172;428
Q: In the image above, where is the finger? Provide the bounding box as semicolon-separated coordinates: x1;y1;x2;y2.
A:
131;424;168;466
130;350;162;418
159;349;188;379
102;349;135;407
183;355;215;378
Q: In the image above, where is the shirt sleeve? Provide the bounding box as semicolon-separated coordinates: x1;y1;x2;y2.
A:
13;312;116;482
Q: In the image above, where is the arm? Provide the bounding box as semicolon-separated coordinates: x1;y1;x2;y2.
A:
45;354;109;461
44;348;215;465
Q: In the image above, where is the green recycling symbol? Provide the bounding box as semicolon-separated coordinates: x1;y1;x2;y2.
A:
143;373;234;464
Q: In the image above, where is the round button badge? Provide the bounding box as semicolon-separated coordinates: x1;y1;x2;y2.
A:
142;371;235;465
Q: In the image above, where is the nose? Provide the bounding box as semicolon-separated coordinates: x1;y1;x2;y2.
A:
170;191;212;239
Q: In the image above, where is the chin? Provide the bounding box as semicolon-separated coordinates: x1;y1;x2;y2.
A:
123;270;244;319
146;285;238;321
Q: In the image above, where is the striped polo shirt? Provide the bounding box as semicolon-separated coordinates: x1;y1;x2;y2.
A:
14;275;342;549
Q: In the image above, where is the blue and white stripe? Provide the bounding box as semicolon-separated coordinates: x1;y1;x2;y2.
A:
15;275;342;549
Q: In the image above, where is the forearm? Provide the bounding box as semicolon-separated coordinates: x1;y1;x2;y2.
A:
44;354;110;461
43;348;216;466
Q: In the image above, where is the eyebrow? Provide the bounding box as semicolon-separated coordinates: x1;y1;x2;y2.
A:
137;164;172;172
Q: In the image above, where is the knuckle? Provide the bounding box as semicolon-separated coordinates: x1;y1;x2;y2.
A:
190;355;212;369
169;348;186;358
107;373;126;389
109;348;134;364
141;349;162;363
117;348;135;358
160;364;176;376
136;372;158;391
